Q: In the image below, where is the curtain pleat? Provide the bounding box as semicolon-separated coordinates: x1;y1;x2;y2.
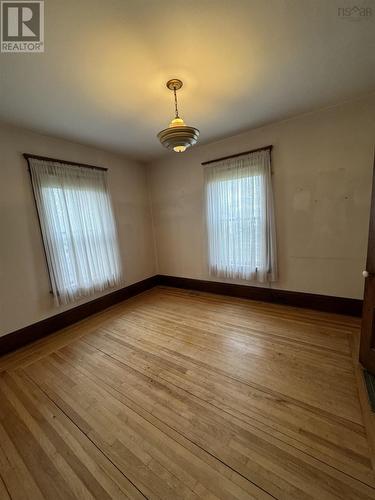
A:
204;150;277;283
29;159;123;304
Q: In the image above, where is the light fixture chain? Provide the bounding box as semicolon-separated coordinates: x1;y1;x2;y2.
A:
173;88;179;118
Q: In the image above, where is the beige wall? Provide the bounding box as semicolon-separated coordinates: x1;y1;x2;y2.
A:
148;94;375;299
0;123;156;337
1;95;373;338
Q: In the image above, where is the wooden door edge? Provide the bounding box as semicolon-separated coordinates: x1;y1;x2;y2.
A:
349;330;375;471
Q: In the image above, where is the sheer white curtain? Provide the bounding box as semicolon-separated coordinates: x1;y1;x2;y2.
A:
204;149;277;283
29;158;123;304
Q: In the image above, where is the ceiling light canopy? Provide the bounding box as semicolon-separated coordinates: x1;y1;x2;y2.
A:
157;79;199;153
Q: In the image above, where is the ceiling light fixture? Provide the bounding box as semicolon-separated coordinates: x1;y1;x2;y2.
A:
157;79;199;153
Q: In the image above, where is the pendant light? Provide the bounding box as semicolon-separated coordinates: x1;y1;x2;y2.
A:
157;79;199;153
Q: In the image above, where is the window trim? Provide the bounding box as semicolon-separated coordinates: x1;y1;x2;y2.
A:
24;153;107;172
201;144;272;166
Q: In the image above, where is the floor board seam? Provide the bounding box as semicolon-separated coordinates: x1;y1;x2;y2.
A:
0;469;12;500
92;331;364;432
77;340;375;491
21;370;150;500
53;346;279;499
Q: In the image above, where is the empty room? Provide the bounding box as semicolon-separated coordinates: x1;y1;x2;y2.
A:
1;1;375;498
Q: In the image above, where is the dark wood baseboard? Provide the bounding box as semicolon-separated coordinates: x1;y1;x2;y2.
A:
0;274;363;357
0;276;158;357
157;275;363;317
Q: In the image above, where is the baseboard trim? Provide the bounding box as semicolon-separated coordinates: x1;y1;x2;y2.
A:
157;275;363;317
0;276;158;357
0;274;363;357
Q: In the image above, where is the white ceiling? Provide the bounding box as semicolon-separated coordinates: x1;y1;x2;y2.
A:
0;0;374;161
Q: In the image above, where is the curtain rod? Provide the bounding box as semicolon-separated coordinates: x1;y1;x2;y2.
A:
201;145;273;166
23;153;108;172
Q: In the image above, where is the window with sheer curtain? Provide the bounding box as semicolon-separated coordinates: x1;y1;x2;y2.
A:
28;158;122;305
204;149;277;283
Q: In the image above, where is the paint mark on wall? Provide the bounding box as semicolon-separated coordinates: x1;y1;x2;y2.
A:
293;189;311;211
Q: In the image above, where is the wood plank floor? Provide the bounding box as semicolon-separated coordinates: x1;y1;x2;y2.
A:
0;286;374;499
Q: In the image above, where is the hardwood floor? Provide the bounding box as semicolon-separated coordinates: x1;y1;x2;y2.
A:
0;286;374;499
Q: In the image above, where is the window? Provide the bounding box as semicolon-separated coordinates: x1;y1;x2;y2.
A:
28;157;122;304
204;149;277;282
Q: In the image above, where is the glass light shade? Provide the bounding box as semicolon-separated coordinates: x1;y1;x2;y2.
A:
169;117;186;128
173;145;187;153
